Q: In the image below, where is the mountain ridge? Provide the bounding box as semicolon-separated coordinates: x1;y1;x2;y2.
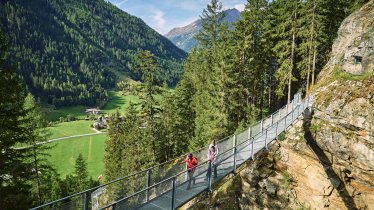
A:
165;8;241;52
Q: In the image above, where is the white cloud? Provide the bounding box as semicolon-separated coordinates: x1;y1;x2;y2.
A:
223;3;245;12
114;0;129;7
234;4;245;12
150;8;167;33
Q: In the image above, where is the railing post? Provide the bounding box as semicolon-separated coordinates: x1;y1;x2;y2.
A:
247;127;251;145
260;120;263;132
83;191;89;210
284;113;287;129
292;107;295;121
208;161;212;193
265;129;268;150
112;203;117;210
275;120;278;136
146;169;151;202
233;134;237;173
233;146;237;174
271;114;273;125
251;137;254;160
171;177;176;210
232;134;236;155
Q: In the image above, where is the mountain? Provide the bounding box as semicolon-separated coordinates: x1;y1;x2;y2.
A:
165;8;241;52
0;0;187;107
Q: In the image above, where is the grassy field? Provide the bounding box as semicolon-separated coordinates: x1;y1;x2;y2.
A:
44;105;87;122
47;134;107;179
47;120;96;139
45;90;148;122
101;90;142;114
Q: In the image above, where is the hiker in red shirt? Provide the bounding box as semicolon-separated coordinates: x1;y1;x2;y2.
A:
181;153;198;190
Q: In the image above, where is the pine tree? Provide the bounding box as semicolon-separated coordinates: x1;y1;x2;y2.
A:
23;93;52;206
74;153;88;191
270;0;301;103
104;110;126;182
191;0;231;149
169;70;196;156
134;50;162;160
0;31;33;209
229;0;273;129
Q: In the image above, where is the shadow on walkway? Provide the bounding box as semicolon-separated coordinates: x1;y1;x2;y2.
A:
302;108;357;210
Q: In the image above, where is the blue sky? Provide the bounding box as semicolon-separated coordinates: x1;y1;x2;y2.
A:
108;0;246;34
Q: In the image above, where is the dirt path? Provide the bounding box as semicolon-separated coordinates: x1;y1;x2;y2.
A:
15;132;108;150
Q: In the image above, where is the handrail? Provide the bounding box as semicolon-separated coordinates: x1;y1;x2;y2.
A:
31;93;309;210
100;145;240;210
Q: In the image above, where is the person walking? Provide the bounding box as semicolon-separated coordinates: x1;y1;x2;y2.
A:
181;153;198;190
208;140;218;177
205;145;216;180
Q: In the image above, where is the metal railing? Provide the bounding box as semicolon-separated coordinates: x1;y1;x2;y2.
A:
31;93;313;210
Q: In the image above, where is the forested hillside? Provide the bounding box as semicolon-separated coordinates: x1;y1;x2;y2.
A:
0;0;186;107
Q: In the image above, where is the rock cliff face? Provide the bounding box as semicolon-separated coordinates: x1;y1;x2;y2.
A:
183;1;374;210
321;1;374;76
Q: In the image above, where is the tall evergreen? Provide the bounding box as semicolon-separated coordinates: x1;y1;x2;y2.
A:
23;93;53;206
0;31;33;209
191;0;231;149
74;154;88;191
269;0;301;103
229;0;272;130
134;50;162;161
104;110;126;182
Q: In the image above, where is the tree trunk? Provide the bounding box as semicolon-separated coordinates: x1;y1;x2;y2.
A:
306;0;316;94
312;43;317;85
289;11;297;104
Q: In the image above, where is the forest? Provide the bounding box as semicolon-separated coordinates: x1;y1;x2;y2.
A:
0;0;186;107
0;0;370;209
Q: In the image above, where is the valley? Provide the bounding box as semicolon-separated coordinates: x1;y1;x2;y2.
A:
44;89;165;179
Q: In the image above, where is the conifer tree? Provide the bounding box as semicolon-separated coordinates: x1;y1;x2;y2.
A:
229;0;272;129
74;153;88;191
0;31;33;209
104;110;126;182
169;70;196;155
191;0;230;149
23;93;52;206
134;50;162;159
270;0;301;103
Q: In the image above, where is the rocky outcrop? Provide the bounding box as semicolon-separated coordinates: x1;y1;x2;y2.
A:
321;1;374;76
267;1;374;209
277;78;374;210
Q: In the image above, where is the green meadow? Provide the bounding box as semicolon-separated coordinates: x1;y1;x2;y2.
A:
47;120;96;139
47;134;107;179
